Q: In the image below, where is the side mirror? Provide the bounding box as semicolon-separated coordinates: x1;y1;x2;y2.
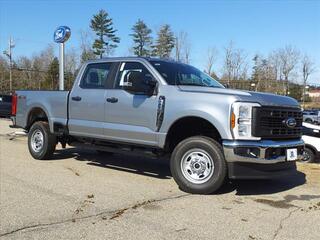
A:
123;71;157;95
223;83;229;88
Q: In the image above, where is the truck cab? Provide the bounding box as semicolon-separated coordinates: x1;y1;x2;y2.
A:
11;57;304;194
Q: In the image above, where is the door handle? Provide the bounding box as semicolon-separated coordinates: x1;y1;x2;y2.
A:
71;96;82;101
106;97;118;103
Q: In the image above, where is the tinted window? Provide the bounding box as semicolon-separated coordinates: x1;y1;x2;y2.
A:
115;62;153;89
150;61;223;88
80;63;112;89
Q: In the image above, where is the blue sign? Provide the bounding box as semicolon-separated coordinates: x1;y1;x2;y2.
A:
54;26;71;43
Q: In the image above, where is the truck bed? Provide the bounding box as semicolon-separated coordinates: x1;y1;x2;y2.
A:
14;90;69;131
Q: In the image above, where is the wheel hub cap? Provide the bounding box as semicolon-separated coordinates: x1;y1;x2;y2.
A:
31;130;44;152
181;149;214;184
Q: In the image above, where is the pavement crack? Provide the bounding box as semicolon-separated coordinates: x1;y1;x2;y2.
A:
272;207;301;240
0;193;190;237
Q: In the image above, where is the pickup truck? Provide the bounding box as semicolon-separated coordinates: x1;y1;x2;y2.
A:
303;110;320;124
11;57;304;194
302;123;320;163
0;94;12;118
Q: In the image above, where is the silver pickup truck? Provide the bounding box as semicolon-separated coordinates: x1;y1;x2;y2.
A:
11;57;304;194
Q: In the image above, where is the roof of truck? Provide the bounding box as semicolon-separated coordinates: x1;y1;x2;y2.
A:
85;57;179;64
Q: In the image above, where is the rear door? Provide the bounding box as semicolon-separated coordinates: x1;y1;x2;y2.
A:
68;62;116;139
104;61;159;146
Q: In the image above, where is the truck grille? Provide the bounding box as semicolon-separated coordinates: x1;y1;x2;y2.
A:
252;106;303;139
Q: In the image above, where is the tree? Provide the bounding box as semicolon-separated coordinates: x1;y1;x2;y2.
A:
301;54;315;108
222;41;248;83
204;47;218;76
153;24;175;58
46;57;59;90
79;30;96;63
278;45;300;95
174;31;191;63
90;9;120;58
130;19;153;56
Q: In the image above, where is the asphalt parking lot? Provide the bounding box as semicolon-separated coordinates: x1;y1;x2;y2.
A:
0;119;319;240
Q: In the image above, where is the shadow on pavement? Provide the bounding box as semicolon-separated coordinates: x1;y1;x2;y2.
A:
53;148;171;179
52;148;306;194
217;171;306;196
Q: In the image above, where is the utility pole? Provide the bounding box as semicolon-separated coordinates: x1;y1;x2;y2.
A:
3;36;15;92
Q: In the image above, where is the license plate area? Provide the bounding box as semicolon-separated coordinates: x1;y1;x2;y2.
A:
286;148;298;161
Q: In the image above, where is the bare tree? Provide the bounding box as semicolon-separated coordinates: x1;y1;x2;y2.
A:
222;41;248;83
204;47;218;76
174;31;191;63
301;54;315;108
278;45;300;95
79;29;96;63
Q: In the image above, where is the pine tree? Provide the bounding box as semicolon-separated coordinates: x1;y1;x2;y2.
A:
46;57;59;90
90;9;120;58
130;19;153;56
153;24;175;58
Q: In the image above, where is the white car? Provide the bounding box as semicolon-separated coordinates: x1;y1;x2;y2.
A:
302;123;320;163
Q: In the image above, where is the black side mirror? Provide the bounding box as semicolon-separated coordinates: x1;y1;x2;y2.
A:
223;83;229;88
123;71;156;95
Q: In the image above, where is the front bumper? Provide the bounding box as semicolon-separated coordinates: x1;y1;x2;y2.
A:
223;139;304;179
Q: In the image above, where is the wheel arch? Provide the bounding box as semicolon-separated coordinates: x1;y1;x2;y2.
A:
26;106;50;131
164;116;223;152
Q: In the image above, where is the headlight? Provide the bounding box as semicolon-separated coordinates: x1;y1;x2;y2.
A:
231;102;261;140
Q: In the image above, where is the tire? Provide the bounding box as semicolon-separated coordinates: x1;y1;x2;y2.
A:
28;121;56;160
301;147;315;163
170;136;227;194
97;150;114;156
305;118;313;123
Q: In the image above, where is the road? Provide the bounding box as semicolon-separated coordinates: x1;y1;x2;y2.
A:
0;119;319;240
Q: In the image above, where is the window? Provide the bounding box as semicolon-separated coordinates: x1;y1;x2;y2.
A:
150;60;223;88
80;63;112;89
115;62;153;88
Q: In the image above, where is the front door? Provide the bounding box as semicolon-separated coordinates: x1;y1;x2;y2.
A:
104;61;159;146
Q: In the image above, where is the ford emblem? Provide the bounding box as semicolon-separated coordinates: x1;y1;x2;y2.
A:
283;118;297;128
54;26;71;43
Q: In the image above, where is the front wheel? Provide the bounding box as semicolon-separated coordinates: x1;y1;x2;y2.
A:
170;136;227;194
28;121;56;160
301;148;315;163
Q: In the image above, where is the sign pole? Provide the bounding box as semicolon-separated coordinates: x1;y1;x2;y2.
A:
54;26;70;91
59;43;64;91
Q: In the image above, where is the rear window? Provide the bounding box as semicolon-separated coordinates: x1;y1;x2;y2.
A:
80;63;112;89
0;95;12;102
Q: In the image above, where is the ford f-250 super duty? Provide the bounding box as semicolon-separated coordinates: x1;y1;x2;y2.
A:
11;57;304;194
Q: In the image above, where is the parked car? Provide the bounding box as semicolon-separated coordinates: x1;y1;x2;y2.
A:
10;57;304;194
302;123;320;163
0;94;12;118
303;110;319;124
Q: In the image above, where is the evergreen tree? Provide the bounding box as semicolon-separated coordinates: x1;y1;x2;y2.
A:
46;57;59;90
153;24;175;58
90;9;120;58
130;19;153;56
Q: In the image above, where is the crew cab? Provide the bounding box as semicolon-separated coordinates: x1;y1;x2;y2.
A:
11;57;304;194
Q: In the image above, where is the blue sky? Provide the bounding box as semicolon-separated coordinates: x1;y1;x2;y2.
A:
0;0;319;84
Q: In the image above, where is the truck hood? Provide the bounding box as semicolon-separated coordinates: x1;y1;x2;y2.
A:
178;86;300;108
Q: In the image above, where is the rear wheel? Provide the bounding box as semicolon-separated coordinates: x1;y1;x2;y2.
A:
170;136;227;194
302;148;315;163
28;121;56;160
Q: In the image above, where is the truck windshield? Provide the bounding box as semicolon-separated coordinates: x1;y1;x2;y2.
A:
150;60;223;88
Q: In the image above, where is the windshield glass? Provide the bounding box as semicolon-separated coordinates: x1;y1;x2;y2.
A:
150;60;223;88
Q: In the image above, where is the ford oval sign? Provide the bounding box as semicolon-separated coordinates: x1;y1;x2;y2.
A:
54;26;71;43
283;118;297;128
